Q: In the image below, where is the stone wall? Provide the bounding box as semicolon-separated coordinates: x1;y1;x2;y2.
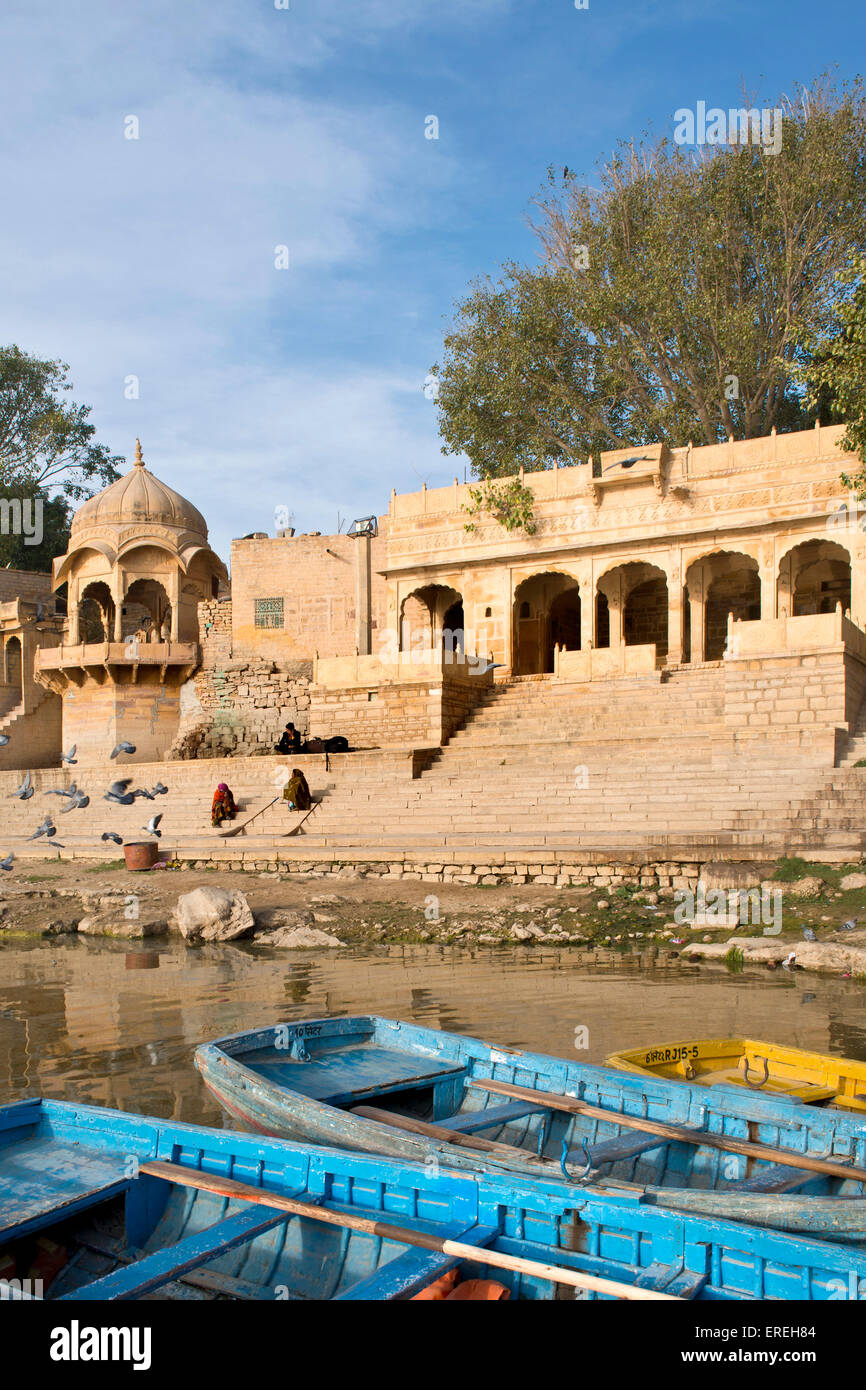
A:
721;649;857;742
171;602;314;758
0;569;56;603
230;529;389;661
309;672;490;748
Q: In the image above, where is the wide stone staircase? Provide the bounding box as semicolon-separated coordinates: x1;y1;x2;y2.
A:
0;666;862;866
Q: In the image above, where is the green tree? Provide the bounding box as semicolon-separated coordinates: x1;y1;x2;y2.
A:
433;75;866;485
798;256;866;489
0;345;122;500
0;479;72;573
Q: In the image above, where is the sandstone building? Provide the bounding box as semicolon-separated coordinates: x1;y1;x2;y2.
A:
0;420;864;880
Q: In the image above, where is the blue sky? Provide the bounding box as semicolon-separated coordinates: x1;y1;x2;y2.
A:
1;0;864;564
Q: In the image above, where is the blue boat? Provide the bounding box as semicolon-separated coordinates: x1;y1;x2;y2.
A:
195;1016;866;1233
2;1096;866;1301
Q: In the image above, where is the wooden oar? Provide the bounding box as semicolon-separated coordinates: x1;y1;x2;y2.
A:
351;1104;557;1167
139;1160;678;1301
469;1078;866;1184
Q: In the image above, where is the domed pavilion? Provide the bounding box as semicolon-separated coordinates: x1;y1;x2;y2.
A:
36;441;227;763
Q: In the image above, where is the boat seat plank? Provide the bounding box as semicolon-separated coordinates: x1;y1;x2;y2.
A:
633;1259;706;1298
244;1044;466;1106
335;1224;500;1301
61;1203;293;1301
696;1068;837;1102
587;1132;668;1166
726;1164;820;1194
664;1269;709;1299
0;1138;131;1244
433;1101;549;1133
634;1260;682;1292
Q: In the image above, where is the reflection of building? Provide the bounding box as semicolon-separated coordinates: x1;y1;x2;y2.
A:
35;441;227;763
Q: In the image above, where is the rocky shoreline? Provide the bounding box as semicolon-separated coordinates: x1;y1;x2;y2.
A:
1;857;866;978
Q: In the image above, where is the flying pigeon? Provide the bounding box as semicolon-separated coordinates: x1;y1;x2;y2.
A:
45;783;77;798
11;772;33;800
802;927;816;941
840;918;858;932
105;779;135;806
142;814;162;838
0;735;9;747
101;832;123;845
60;746;77;765
110;741;136;758
28;816;55;841
60;791;89;813
132;787;155;800
151;783;168;796
0;853;14;871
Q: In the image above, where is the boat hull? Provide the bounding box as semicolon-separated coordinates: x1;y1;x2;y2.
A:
606;1037;866;1111
194;1016;866;1209
3;1096;866;1301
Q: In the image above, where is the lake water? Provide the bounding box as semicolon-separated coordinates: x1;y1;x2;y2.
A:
1;937;864;1124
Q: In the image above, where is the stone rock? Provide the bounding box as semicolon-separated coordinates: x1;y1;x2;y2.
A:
253;907;314;933
510;921;543;941
78;913;168;939
786;877;824;901
839;873;866;891
258;925;345;949
596;900;610;910
173;886;255;942
698;861;770;893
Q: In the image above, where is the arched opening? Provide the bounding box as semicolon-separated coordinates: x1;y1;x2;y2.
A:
4;636;21;690
399;584;464;656
780;540;852;617
686;551;761;661
596;562;668;660
512;572;581;675
79;581;114;644
122;578;172;642
442;598;465;658
625;577;668;656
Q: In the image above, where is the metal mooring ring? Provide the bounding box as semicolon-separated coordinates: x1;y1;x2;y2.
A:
740;1055;769;1089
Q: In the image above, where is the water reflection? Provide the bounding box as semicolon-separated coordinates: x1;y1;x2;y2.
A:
0;936;864;1128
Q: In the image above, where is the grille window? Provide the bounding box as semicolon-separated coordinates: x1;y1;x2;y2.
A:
254;597;284;629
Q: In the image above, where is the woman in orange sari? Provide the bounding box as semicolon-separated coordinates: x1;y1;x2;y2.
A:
211;783;237;827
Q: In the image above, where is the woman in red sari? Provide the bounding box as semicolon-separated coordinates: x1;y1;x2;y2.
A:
211;783;237;827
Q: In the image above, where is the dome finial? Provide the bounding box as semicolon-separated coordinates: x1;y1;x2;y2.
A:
134;438;144;467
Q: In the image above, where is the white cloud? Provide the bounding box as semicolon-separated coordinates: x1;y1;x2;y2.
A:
0;0;483;562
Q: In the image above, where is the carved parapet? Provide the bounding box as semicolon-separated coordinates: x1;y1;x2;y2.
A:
35;640;201;691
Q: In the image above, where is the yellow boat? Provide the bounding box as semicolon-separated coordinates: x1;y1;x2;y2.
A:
605;1038;866;1111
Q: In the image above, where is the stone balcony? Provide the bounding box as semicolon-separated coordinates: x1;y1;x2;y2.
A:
35;640;201;691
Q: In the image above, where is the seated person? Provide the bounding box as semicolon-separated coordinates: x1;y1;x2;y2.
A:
282;768;312;811
211;782;237;826
274;721;301;754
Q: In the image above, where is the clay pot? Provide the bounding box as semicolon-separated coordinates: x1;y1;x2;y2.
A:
123;841;159;871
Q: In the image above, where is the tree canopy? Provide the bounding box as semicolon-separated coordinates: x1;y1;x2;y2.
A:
433;75;866;482
798;256;866;490
0;345;122;500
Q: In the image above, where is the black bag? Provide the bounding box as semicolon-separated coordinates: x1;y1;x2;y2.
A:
324;735;349;753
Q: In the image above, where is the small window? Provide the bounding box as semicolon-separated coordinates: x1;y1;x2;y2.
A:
254;597;284;629
484;606;492;618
